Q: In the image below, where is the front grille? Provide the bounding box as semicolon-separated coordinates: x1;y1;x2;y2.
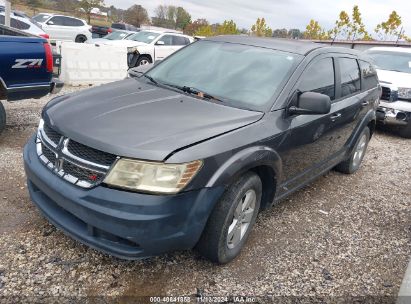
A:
63;161;105;184
37;120;117;189
43;123;62;145
67;140;117;166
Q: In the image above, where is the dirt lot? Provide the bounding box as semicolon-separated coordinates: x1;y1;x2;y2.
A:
0;87;410;301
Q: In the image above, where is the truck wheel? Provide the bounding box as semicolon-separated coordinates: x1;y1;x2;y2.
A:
196;172;262;264
335;127;370;174
135;56;152;67
398;122;411;139
75;35;87;43
0;101;6;135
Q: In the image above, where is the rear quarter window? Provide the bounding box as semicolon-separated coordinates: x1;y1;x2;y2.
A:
359;60;379;91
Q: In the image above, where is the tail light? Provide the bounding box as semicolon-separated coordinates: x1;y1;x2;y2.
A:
39;33;50;39
107;28;112;33
43;42;53;73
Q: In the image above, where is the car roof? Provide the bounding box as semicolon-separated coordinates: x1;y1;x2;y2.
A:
367;46;411;54
139;29;189;37
205;36;363;56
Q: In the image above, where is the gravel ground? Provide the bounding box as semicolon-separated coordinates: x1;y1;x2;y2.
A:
0;87;410;302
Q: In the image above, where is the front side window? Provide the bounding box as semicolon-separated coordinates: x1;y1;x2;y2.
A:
298;58;335;100
339;58;361;97
157;35;173;45
49;16;65;26
126;31;160;44
146;41;303;111
366;50;411;74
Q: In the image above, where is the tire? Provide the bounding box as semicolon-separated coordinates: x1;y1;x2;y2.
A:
398;122;411;139
0;101;6;136
135;56;152;67
75;35;87;43
196;172;262;264
335;127;370;174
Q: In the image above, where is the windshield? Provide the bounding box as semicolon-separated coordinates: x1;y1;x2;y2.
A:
126;31;160;44
33;14;50;23
104;31;129;40
145;41;302;111
367;50;411;74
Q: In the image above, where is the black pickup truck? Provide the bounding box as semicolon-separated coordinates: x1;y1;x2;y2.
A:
0;24;63;134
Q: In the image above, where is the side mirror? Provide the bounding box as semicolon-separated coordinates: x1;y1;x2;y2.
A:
289;92;331;115
156;40;165;45
128;63;154;78
46;20;54;25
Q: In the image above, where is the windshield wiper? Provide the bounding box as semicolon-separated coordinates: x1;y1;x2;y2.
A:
162;84;224;102
143;74;158;85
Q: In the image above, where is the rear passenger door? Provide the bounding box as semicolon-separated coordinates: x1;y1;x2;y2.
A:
327;56;371;156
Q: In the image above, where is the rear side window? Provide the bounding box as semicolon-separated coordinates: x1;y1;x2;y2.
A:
359;60;379;91
63;17;84;26
339;58;361;97
112;23;125;30
298;57;335;100
173;36;190;45
0;16;30;30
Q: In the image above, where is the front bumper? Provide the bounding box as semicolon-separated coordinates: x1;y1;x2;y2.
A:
24;136;224;260
377;100;411;126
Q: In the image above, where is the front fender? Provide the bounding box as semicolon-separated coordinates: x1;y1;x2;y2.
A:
205;146;282;188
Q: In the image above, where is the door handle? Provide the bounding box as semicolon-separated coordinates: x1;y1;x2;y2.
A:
361;101;370;107
330;113;342;121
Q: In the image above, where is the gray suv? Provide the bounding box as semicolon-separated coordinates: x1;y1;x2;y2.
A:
24;37;379;263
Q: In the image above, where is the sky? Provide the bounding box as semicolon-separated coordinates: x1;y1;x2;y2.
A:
105;0;411;36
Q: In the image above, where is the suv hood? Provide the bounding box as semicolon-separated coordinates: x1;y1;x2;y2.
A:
44;78;263;161
376;69;411;88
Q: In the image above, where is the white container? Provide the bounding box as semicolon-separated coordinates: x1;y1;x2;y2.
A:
59;42;128;86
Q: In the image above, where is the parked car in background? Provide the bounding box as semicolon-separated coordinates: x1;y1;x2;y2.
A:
101;30;194;67
91;25;112;38
33;13;92;43
0;11;48;38
24;37;378;263
366;47;411;138
0;24;62;135
111;22;139;32
87;29;136;44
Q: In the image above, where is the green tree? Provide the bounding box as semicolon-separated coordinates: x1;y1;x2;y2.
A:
303;19;329;40
184;18;209;36
272;28;288;38
250;18;272;37
175;7;191;30
331;11;350;40
216;20;239;35
195;25;214;37
124;4;149;27
79;0;105;24
350;5;370;40
375;11;404;41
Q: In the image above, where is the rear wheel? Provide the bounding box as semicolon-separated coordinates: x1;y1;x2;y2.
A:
335;127;370;174
196;172;262;264
75;35;87;43
0;101;6;136
398;122;411;139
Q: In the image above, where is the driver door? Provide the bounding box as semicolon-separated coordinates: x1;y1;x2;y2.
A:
154;35;178;61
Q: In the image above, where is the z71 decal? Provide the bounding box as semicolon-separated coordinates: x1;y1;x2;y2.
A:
12;59;44;69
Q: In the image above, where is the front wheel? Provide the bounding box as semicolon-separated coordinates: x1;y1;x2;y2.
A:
135;56;152;67
335;127;370;174
196;172;262;264
0;101;6;136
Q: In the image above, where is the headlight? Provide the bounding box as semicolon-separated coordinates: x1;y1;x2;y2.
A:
104;159;203;194
398;87;411;100
127;46;139;54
